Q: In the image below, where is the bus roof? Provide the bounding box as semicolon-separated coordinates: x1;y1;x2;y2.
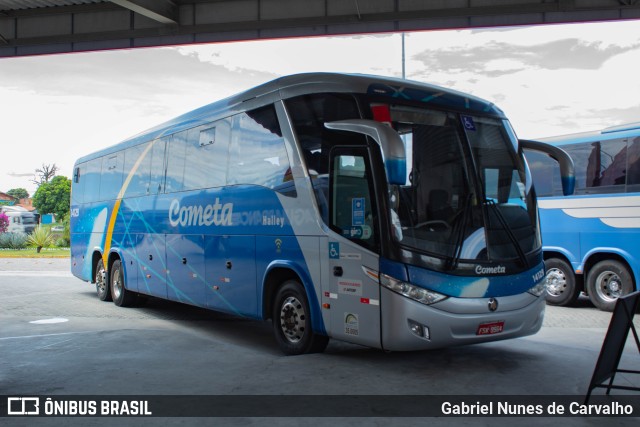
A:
538;122;640;146
75;72;504;164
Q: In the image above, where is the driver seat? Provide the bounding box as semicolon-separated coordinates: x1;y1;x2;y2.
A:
427;189;454;222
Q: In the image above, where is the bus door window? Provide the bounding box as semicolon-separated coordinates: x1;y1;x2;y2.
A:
330;148;379;252
285;94;364;223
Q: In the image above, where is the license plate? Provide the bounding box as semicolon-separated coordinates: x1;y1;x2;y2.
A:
476;321;504;336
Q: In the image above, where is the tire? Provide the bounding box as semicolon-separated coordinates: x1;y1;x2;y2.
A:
586;260;634;312
95;258;112;302
272;280;329;355
544;258;580;306
110;259;137;307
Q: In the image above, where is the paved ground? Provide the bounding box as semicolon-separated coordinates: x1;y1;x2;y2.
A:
0;258;638;426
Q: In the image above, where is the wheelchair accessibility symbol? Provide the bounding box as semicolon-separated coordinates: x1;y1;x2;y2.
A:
329;242;340;259
461;115;476;131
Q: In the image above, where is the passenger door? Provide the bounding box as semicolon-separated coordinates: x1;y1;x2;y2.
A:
325;147;381;349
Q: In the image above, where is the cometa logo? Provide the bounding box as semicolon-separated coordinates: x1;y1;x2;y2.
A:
169;198;233;227
475;265;506;275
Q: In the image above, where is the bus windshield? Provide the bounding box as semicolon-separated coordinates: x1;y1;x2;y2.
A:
389;106;540;265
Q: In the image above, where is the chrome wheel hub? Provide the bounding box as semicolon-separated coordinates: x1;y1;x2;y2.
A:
546;268;566;296
96;267;107;294
595;271;622;302
279;296;305;343
112;270;123;300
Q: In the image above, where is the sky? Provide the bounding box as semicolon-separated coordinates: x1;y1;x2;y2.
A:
1;19;639;196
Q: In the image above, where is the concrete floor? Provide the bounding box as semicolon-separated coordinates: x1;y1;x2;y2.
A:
0;258;638;426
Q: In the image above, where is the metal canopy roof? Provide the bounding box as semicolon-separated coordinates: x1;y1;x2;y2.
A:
1;0;640;57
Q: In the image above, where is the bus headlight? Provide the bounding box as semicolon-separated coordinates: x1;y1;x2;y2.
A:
527;281;546;297
380;274;447;305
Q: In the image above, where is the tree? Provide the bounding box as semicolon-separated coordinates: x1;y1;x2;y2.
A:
32;175;71;220
32;163;59;186
6;188;29;200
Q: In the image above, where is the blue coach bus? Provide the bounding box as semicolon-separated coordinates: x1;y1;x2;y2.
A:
525;122;640;311
70;73;573;354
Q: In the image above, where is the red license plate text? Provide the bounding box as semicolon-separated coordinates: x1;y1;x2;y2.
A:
476;321;504;336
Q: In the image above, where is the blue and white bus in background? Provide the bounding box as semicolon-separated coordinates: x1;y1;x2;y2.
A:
525;122;640;312
70;73;573;354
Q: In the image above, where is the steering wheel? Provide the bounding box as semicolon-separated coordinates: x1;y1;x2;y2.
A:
413;220;451;230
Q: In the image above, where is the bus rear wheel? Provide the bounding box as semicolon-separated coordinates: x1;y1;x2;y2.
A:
586;260;634;312
95;258;111;302
110;259;137;307
272;280;328;355
544;258;580;306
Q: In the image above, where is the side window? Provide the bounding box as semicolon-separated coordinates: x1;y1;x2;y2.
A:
565;139;627;194
149;138;166;194
590;139;627;188
71;163;86;204
83;158;103;203
330;149;379;251
524;149;562;197
183;119;231;191
166;133;187;193
99;152;124;200
286;93;363;220
123;143;150;198
627;136;640;191
228;106;295;195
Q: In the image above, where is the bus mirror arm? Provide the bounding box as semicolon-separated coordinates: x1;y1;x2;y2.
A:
520;139;575;196
325;119;407;185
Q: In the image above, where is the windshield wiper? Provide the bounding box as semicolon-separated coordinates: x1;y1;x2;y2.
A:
484;199;528;268
446;192;472;271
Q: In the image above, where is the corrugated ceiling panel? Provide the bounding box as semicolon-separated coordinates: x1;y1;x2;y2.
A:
0;0;106;11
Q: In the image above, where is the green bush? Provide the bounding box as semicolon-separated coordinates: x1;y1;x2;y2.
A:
55;237;69;248
27;226;54;253
0;232;29;249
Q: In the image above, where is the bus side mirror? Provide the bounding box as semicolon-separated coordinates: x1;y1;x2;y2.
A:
520;139;575;196
325;119;407;185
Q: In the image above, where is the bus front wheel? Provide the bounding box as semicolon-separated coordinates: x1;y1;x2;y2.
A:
95;259;111;302
544;258;580;306
586;260;634;312
110;259;137;307
272;280;328;355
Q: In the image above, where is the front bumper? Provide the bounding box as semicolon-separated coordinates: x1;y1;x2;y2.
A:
380;286;545;351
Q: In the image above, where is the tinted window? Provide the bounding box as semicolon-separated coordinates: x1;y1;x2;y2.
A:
626;136;640;188
71;163;86;204
286;93;362;176
330;149;378;251
123;143;150;198
564;138;627;194
228;106;294;194
524;149;562;197
148;139;166;195
183;120;230;191
99;152;124;200
84;158;102;202
286;93;363;220
166;134;187;193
